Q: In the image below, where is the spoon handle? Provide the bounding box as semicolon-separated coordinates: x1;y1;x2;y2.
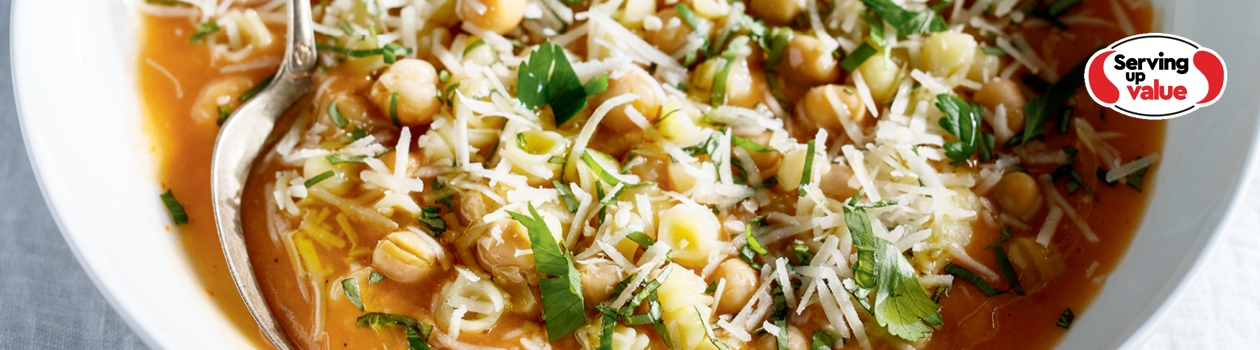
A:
210;0;316;349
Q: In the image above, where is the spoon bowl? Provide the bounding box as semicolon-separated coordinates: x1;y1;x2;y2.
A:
209;1;318;348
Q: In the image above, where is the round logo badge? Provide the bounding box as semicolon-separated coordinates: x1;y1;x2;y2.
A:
1084;33;1226;120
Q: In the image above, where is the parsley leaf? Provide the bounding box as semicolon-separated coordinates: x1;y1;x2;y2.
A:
744;215;770;255
341;278;365;311
507;204;585;341
356;312;433;350
416;206;446;237
189;21;219;44
160;189;188;225
841;42;878;72
846;204;943;341
731;134;777;152
368;270;386;284
1056;308;1076;328
517;41;606;126
799;139;817;196
328;101;349;128
860;0;947;35
993;246;1025;295
935;94;984;165
945;262;1002;296
1022;54;1092;144
553;181;581;213
811;330;838;350
304;171;335;188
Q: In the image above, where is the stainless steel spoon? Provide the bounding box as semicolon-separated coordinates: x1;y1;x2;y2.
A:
210;0;316;348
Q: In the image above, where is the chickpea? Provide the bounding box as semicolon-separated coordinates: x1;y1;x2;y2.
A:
457;191;492;226
457;0;526;35
475;220;539;284
376;149;423;176
326;94;373;127
190;76;253;127
778;35;841;85
993;172;1041;219
856;52;902;104
748;0;802;26
800;84;868;135
593;67;662;133
711;259;759;315
724;56;770;108
974;78;1028;133
626;154;671;187
578;259;624;308
646;9;697;55
920;31;978;77
1006;237;1066;291
744;131;783;171
754;325;808;350
819;165;857;201
372;231;442;283
369;59;442;127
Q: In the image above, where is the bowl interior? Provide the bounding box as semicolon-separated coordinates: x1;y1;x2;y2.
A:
12;0;1259;349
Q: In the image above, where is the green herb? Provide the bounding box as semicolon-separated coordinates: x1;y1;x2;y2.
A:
389;92;400;126
1056;308;1075;329
675;3;704;33
935;94;985;165
1126;158;1151;192
328;102;349;128
348;126;368;142
739;244;764;270
732;134;777;152
860;0;947;35
944;262;1001;296
988;227;1012;249
841;42;878;72
417;206;446;237
337;20;354;36
705;280;719;294
597;307;618;350
696;306;732;350
581;150;646;188
766;72;794;110
507;203;585;341
160;189;188;225
341;278;365;311
856;199;900;209
316;42;413;64
238;74;274;102
584;73;610;96
793;243;815;265
215;105;232;126
745;215;770;255
763;27;791;70
993;246;1024;295
462;39;486;57
553;181;581;213
798;139;817;196
368;271;386;284
762;175;779;188
980;46;1008;56
931;0;955;13
1051;147;1097;199
626;231;656;249
1022;54;1091;144
846;205;943;341
548;156;567;164
516;41;607;126
438;69;451;83
861;11;886;47
1058;107;1073;134
711;55;738;107
515;132;529;151
304;171;335;188
771;283;790;350
356;313;433;350
811;330;838;350
363;0;381;17
326;154;367;164
189;21;220;44
682;132;722;157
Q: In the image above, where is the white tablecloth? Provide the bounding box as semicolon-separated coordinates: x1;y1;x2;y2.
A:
0;4;1256;349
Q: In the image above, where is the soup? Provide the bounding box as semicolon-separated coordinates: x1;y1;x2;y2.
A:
138;0;1164;348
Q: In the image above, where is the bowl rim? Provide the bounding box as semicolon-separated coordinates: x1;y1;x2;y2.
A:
10;0;1259;349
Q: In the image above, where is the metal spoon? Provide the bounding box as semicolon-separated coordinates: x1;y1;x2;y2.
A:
210;0;316;348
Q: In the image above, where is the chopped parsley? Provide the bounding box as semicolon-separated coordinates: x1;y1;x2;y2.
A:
189;21;219;44
1022;54;1091;144
552;181;581;213
356;312;433;350
316;42;413;64
731;134;777;152
326;154;367;164
846;203;943;341
811;330;839;350
744;215;770;255
328;101;349;128
935;94;991;165
215;105;232;126
160;189;188;225
993;246;1025;296
841;42;878;72
793;243;816;265
416;206;446;237
981;46;1008;56
581;150;647;188
507;204;585;341
1051;147;1097;199
516;41;609;126
944;262;1002;296
304;171;335;188
336;20;354;36
626;231;656;249
799;139;817;196
238;74;274;102
368;270;386;284
739;244;765;270
388;92;400;126
860;0;948;35
341;278;365;311
1056;308;1076;328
